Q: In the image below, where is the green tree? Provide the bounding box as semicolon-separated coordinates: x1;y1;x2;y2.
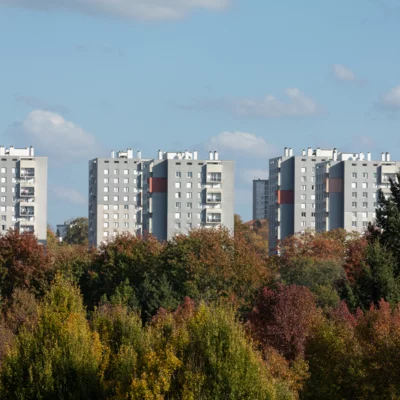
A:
63;217;89;246
0;276;104;399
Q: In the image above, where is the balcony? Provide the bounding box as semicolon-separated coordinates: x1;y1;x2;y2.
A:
20;168;35;179
20;187;35;198
206;173;222;183
19;206;35;217
206;213;222;224
206;193;222;203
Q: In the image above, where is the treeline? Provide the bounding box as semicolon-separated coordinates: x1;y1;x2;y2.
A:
1;178;400;398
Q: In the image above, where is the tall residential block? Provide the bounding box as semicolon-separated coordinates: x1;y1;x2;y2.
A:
268;147;399;252
0;146;47;244
252;179;269;220
88;149;234;247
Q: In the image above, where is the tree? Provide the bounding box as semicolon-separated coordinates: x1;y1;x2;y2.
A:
63;217;89;246
248;284;320;361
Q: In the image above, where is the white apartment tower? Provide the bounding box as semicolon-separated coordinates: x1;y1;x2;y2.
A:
88;149;234;247
0;146;48;244
268;147;399;252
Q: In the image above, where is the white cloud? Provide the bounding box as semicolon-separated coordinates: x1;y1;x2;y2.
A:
191;89;323;118
10;110;100;159
381;85;400;109
54;186;87;205
0;0;230;21
206;132;276;158
332;64;358;82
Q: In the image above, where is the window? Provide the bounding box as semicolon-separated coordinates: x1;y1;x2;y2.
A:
373;193;376;199
186;223;192;230
352;212;357;218
362;173;368;179
362;212;367;218
363;202;368;208
311;221;315;227
373;183;377;188
301;176;306;182
0;168;6;173
113;214;118;219
0;178;5;183
301;221;306;227
114;222;119;228
301;167;306;173
103;205;109;210
187;213;192;219
103;196;109;201
352;202;357;208
187;202;192;208
187;172;193;178
352;221;357;227
175;182;181;189
311;212;315;217
301;203;306;209
351;182;357;188
103;222;109;228
113;196;119;201
104;169;109;175
186;182;192;189
301;212;306;217
301;185;306;191
113;205;119;210
175;223;181;229
363;221;369;228
1;216;5;221
124;222;129;228
198;203;202;209
113;178;119;184
186;192;193;199
123;187;129;193
312;167;315;173
114;169;119;174
123;196;128;202
175;202;181;208
124;178;129;184
362;182;368;189
310;176;315;182
104;214;109;219
374;202;378;207
363;192;368;198
301;194;306;200
175;212;181;219
124;214;129;219
124;169;129;175
104;232;109;237
197;213;202;219
113;187;119;192
176;172;181;178
311;203;315;209
0;187;5;193
175;192;181;199
311;194;315;200
11;168;15;174
104;187;109;193
352;192;357;198
352;172;357;178
104;178;109;183
198;172;201;179
124;205;129;210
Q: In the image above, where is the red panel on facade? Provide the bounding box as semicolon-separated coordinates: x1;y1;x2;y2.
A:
328;178;343;193
149;177;167;193
277;190;294;204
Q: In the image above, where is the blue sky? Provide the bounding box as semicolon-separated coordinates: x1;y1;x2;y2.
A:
1;0;400;226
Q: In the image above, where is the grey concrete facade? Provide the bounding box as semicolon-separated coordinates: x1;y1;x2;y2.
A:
0;146;47;244
89;149;234;246
252;179;269;220
268;147;398;253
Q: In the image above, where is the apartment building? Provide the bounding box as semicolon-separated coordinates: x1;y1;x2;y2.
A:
0;146;47;244
268;147;399;252
252;179;269;220
88;149;234;247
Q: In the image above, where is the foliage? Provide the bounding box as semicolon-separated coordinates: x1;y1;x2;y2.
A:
63;217;89;246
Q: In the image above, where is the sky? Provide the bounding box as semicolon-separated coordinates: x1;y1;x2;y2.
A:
1;0;400;226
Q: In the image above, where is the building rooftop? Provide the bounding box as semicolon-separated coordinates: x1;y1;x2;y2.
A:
0;146;35;157
109;149;223;161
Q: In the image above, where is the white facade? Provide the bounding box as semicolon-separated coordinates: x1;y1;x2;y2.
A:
0;146;47;244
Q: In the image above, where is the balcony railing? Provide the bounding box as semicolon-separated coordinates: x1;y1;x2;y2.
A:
20;188;35;197
20;207;35;216
206;214;222;223
20;226;35;233
20;169;35;179
206;194;222;203
206;174;222;183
